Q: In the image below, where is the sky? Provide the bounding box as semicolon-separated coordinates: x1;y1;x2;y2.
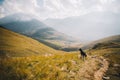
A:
0;0;120;19
0;0;120;41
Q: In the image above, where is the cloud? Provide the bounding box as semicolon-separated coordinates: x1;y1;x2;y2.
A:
0;0;120;20
0;0;119;41
0;0;38;18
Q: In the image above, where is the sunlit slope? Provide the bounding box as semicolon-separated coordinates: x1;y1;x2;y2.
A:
0;27;57;57
1;28;119;80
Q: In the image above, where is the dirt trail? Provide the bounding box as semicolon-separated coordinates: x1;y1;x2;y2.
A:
75;56;109;80
94;56;109;80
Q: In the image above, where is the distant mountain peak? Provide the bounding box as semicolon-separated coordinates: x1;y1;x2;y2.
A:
0;14;81;51
0;13;35;24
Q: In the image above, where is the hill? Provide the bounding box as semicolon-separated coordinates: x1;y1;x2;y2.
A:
0;14;81;51
82;35;120;50
0;26;58;57
0;28;120;80
85;35;120;80
44;12;120;41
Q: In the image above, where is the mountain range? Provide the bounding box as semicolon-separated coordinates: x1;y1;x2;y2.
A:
0;14;81;51
0;18;120;80
44;12;120;41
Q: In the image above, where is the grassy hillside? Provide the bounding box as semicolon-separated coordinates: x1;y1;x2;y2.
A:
88;48;120;80
0;27;120;80
0;53;84;80
87;37;120;80
0;27;106;80
0;27;58;57
82;35;120;50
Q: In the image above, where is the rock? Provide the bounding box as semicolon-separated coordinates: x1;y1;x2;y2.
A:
91;55;98;58
69;71;75;75
103;76;110;80
61;65;68;72
113;64;120;67
69;60;77;65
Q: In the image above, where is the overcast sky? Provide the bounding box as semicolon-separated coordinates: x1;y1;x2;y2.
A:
0;0;120;41
0;0;120;19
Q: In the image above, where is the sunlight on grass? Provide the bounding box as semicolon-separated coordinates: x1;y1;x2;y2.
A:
0;53;83;80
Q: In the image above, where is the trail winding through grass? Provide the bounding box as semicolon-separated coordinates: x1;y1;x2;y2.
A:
75;55;109;80
94;56;109;80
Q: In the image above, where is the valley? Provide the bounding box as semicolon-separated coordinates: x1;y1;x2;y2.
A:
0;27;120;80
0;16;81;51
0;0;120;80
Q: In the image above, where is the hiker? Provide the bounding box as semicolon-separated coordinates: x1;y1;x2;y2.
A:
79;48;87;61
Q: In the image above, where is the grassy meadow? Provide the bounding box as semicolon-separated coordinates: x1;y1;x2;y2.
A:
0;27;120;80
0;53;84;80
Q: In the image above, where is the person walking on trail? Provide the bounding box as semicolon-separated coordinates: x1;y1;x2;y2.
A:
79;48;87;61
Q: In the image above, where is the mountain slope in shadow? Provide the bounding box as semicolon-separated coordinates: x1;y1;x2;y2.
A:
0;14;81;51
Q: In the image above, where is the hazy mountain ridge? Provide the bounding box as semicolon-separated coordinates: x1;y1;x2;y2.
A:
0;19;48;35
44;12;120;41
0;14;81;51
82;35;120;50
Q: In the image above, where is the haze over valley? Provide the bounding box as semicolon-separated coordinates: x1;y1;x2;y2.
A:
0;0;120;80
0;0;120;41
